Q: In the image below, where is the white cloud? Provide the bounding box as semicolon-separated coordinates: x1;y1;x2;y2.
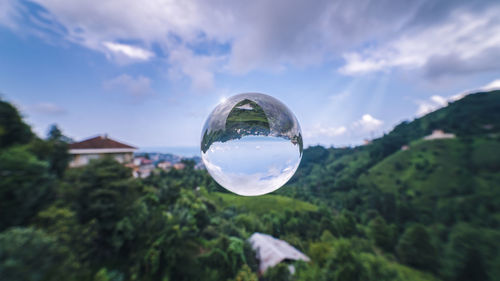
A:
480;79;500;92
415;78;500;116
339;53;390;75
430;95;447;107
28;102;66;115
328;91;350;103
306;113;383;140
416;95;448;116
340;7;500;76
3;0;499;88
167;46;222;90
353;114;383;132
305;125;347;138
103;42;154;61
0;0;20;29
459;78;500;97
103;74;153;97
449;93;466;102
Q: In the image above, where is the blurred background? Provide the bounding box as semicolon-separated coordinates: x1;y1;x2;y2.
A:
1;1;499;280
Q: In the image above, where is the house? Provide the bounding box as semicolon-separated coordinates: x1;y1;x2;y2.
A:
135;158;155;178
68;135;137;167
133;157;154;167
423;129;455;141
134;165;154;178
248;233;310;274
173;162;186;170
129;157;158;178
158;161;173;170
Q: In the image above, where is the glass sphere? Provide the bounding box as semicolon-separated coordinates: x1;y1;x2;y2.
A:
201;93;303;196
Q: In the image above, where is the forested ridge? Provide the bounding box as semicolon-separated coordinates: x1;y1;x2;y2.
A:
0;91;499;281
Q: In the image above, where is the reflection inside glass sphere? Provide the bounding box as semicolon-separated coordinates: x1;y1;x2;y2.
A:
201;93;303;196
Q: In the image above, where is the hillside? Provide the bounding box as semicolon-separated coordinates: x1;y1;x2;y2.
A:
208;192;318;215
277;90;500;280
1;91;499;281
286;90;500;200
370;90;500;160
358;137;500;226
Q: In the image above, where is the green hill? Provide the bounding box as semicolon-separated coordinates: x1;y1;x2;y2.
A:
279;90;500;280
1;91;499;281
359;138;470;196
358;137;500;226
208;192;318;215
205;91;500;281
287;90;500;200
368;90;500;161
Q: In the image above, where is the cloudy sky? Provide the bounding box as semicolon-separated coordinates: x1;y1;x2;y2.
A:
1;0;500;148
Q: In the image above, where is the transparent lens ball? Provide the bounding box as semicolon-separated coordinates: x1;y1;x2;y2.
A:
201;93;303;196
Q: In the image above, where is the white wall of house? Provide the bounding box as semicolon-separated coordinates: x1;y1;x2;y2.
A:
69;151;134;167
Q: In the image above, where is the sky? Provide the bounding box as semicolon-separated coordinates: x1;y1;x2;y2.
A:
1;0;500;148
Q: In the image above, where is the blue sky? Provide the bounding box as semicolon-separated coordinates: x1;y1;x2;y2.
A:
1;0;500;148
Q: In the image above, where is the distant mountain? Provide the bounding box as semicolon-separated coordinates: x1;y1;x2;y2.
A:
287;90;500;199
2;91;498;281
358;137;500;225
368;90;500;162
280;90;500;279
392;90;499;137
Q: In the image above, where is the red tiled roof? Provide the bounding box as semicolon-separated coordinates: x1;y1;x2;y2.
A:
69;135;137;149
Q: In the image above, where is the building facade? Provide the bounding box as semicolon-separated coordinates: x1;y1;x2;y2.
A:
69;135;137;167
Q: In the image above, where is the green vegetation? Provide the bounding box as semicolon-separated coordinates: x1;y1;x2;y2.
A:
208;192;318;215
0;100;33;148
226;99;270;131
202;99;271;153
1;91;499;280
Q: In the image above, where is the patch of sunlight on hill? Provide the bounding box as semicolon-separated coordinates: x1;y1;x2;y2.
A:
358;138;469;196
208;192;318;214
357;136;500;226
390;262;442;281
359;137;500;196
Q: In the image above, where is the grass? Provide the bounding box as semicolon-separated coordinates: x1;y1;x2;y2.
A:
358;137;500;195
208;192;318;215
356;136;500;224
471;137;500;171
226;99;270;126
358;138;470;197
390;262;442;281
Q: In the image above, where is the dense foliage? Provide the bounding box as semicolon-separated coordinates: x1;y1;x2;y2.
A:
0;91;499;281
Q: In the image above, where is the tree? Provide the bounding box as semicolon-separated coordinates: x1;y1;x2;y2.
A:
46;124;71;177
67;158;141;260
263;263;292;281
324;239;364;281
93;268;124;281
233;264;258;281
294;262;324;281
358;253;399;281
334;210;358;237
396;224;437;272
47;124;63;140
0;99;33;149
29;124;71;178
368;216;395;252
443;224;499;281
0;146;54;230
0;227;78;281
34;205;79;245
199;235;248;280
